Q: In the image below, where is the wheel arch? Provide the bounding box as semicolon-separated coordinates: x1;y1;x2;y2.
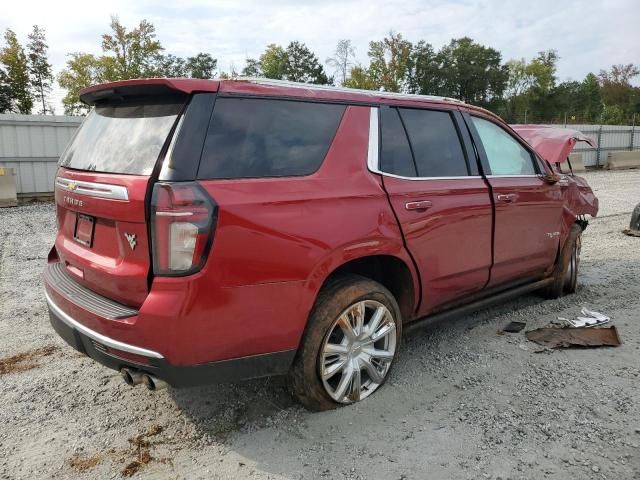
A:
308;253;419;324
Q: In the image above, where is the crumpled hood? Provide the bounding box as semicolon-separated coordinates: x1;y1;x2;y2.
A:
510;124;595;164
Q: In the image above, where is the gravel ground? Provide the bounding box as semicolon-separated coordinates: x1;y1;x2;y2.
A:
1;170;639;480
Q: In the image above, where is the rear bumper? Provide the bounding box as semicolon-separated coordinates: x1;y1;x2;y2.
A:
44;275;296;388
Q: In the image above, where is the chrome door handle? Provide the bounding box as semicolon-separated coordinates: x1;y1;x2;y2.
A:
497;194;516;203
405;200;433;211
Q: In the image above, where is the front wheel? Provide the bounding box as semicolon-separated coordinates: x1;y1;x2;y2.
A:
288;275;402;411
543;224;582;299
564;233;581;293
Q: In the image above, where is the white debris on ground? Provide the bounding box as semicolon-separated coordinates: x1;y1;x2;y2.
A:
1;169;639;480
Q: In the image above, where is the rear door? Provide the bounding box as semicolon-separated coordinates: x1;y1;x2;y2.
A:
465;113;564;287
54;95;186;307
375;105;493;315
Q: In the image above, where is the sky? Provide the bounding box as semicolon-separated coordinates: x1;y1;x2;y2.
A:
2;0;639;114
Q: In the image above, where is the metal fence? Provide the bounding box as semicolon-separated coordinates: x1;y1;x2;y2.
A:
547;124;639;167
0;114;82;195
0;114;637;195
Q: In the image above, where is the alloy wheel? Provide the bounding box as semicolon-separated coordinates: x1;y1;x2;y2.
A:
318;300;397;404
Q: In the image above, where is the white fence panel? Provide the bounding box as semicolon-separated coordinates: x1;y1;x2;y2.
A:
0;114;82;194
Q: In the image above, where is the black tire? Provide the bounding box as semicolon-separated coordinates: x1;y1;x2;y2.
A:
542;224;582;299
564;233;581;294
288;274;402;411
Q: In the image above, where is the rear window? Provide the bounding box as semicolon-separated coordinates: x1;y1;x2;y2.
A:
198;98;345;179
59;100;183;175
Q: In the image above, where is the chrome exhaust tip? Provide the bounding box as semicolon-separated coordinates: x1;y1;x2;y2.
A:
142;374;167;391
120;368;143;386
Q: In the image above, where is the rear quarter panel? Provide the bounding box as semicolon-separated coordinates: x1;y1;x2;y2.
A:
179;105;418;363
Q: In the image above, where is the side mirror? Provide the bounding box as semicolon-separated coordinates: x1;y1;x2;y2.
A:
541;173;561;185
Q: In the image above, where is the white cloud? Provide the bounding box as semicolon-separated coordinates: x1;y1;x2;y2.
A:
2;0;639;113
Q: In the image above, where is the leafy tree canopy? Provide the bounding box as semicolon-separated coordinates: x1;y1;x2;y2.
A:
27;25;54;114
57;16;218;114
0;29;32;113
253;41;330;84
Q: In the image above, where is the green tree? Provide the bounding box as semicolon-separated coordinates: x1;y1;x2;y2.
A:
58;18;218;113
600;104;625;125
343;65;377;90
550;80;582;121
156;53;217;78
501;58;534;121
407;40;440;95
157;54;187;77
185;53;216;79
241;58;261;77
579;73;603;122
57;53;104;115
367;32;412;92
326;39;355;85
0;29;32;113
527;50;558;93
27;25;53;114
100;16;164;79
598;64;639;114
525;50;559;120
284;41;329;84
259;44;287;79
0;66;11;112
437;37;508;106
257;42;330;84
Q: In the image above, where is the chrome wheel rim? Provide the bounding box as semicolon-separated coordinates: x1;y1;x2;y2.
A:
318;300;397;404
565;238;580;291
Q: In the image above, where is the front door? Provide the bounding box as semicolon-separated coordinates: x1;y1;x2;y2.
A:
465;113;564;287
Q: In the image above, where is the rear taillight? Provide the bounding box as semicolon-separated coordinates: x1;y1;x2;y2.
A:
150;182;217;276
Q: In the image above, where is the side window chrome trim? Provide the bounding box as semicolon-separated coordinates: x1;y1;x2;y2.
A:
367;106;479;181
367;106;380;172
377;172;483;181
485;174;541;178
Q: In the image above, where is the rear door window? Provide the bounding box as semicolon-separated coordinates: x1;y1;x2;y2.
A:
399;108;469;177
59;99;183;175
198;98;345;179
471;116;537;175
380;107;417;177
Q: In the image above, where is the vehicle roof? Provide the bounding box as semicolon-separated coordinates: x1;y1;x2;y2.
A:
79;77;503;121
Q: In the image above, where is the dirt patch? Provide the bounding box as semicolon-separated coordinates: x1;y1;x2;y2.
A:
0;345;58;375
121;425;165;477
63;425;167;477
66;451;114;473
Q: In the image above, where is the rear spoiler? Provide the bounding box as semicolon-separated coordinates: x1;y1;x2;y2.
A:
79;78;220;106
510;124;594;164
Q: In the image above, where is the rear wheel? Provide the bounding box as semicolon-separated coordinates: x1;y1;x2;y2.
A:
289;275;402;411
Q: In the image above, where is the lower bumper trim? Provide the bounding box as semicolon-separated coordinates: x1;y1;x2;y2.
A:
44;289;164;359
47;294;296;387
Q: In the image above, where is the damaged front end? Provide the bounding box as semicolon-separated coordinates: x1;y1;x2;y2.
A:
511;124;599;220
511;124;595;166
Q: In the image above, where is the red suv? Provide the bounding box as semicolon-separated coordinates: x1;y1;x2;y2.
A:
44;78;598;410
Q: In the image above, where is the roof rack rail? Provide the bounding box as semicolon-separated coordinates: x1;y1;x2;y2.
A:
234;77;465;104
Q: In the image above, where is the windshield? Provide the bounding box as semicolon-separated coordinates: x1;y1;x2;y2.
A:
59;100;183;175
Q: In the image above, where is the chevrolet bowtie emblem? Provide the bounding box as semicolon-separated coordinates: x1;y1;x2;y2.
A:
67;182;78;191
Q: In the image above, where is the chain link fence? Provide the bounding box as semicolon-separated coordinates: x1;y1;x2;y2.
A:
508;112;639;168
563;124;639;167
